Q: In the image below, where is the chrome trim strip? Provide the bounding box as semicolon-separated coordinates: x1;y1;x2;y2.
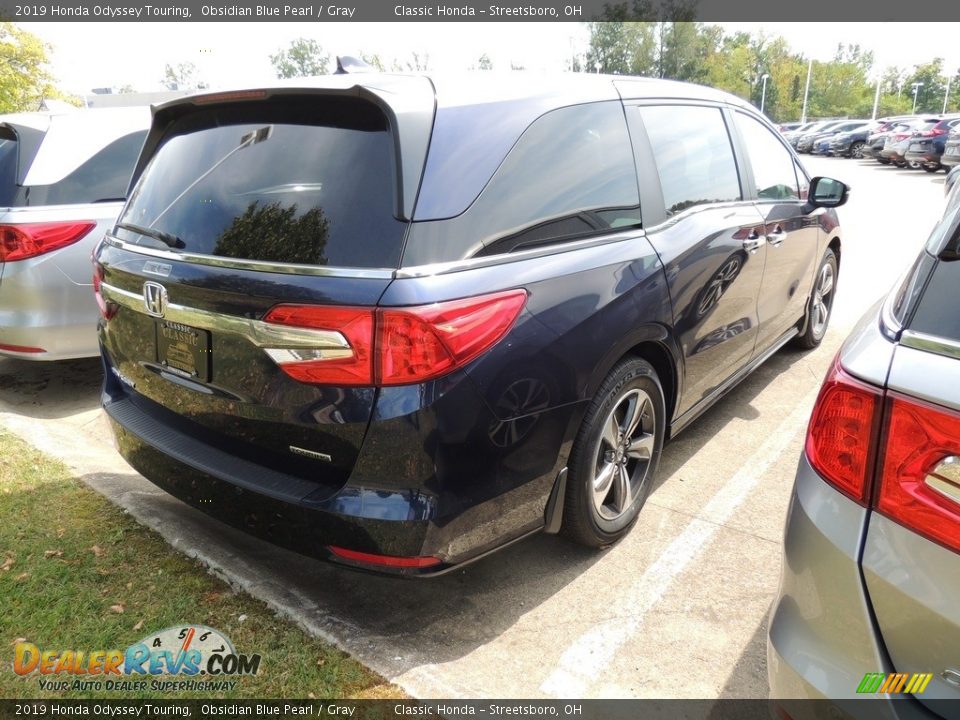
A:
394;230;642;279
100;282;351;350
900;329;960;361
925;457;960;506
102;234;396;280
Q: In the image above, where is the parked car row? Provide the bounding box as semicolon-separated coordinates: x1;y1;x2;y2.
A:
783;112;960;173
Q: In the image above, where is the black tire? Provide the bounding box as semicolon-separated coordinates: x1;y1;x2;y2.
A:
877;157;891;165
793;248;838;350
850;141;865;159
923;163;941;173
561;358;665;548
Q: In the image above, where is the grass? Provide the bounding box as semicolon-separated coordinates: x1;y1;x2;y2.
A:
0;429;404;700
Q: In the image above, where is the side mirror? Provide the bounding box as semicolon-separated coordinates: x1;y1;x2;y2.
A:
808;176;850;209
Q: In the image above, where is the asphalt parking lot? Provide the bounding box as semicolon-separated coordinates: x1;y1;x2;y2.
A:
0;156;947;699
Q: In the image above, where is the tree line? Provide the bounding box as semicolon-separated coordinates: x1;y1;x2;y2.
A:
580;22;960;122
3;22;958;122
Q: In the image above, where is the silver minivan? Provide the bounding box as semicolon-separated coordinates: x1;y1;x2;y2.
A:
768;181;960;718
0;107;150;360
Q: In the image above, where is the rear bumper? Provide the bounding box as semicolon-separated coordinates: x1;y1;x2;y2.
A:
102;353;577;576
904;150;940;165
939;149;960;168
0;246;100;361
768;455;890;701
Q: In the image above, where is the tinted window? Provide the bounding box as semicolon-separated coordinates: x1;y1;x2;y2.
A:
14;131;146;206
636;105;741;217
403;101;640;265
735;112;800;201
0;131;16;206
118;98;405;269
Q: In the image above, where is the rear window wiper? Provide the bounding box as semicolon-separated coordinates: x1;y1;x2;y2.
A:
115;222;185;250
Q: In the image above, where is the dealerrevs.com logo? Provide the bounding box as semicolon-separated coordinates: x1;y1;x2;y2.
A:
13;625;262;693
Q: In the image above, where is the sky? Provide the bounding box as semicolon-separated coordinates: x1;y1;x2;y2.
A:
18;21;960;97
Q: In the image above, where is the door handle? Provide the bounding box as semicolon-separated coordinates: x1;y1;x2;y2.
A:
743;229;764;253
766;225;786;247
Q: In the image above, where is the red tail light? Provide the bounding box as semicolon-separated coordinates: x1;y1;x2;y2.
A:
263;289;527;387
377;291;527;385
877;395;960;554
261;305;375;385
805;358;883;504
0;222;96;262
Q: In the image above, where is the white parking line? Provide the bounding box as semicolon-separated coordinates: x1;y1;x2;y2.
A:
539;385;819;698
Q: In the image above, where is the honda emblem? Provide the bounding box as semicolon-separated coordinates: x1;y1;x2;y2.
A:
143;281;168;318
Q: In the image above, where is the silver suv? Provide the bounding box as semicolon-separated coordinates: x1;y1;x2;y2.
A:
768;179;960;716
0;107;150;359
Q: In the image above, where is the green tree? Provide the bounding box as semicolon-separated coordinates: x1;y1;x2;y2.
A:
161;62;200;91
358;52;385;72
214;202;329;266
904;59;946;113
392;51;430;72
270;38;329;79
0;23;56;112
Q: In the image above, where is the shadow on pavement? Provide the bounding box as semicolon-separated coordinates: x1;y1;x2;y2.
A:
0;357;102;420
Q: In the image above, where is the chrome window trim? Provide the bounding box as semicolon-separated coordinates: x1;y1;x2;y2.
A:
900;329;960;361
105;228;642;281
99;281;351;350
102;234;396;280
395;229;642;279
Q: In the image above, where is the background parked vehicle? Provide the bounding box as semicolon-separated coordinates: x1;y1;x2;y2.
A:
830;121;885;158
94;73;847;575
0;107;150;360
768;175;960;714
904;115;960;173
796;120;868;153
777;122;804;133
943;133;960;171
787;120;837;149
880;117;941;167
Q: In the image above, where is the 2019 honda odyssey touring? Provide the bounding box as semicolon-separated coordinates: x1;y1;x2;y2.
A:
94;72;847;575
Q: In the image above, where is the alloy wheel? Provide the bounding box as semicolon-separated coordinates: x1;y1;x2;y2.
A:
810;261;835;340
591;389;656;521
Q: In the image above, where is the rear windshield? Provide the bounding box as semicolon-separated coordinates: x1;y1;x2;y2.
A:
0;130;16;206
117;97;406;269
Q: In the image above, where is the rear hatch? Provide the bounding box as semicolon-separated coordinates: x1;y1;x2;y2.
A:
97;80;434;495
861;210;960;711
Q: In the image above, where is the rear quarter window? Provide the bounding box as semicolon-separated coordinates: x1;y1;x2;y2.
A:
14;130;146;206
117;97;406;269
402;101;641;265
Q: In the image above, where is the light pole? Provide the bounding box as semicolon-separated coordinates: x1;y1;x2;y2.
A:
801;59;813;123
872;74;881;119
759;73;770;114
911;82;924;113
945;75;953;114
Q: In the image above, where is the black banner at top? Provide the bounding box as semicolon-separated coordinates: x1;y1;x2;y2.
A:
0;0;957;22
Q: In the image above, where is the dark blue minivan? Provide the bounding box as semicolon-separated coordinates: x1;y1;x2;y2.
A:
94;73;848;575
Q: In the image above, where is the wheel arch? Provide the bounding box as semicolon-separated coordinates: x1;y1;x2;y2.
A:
582;326;682;440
